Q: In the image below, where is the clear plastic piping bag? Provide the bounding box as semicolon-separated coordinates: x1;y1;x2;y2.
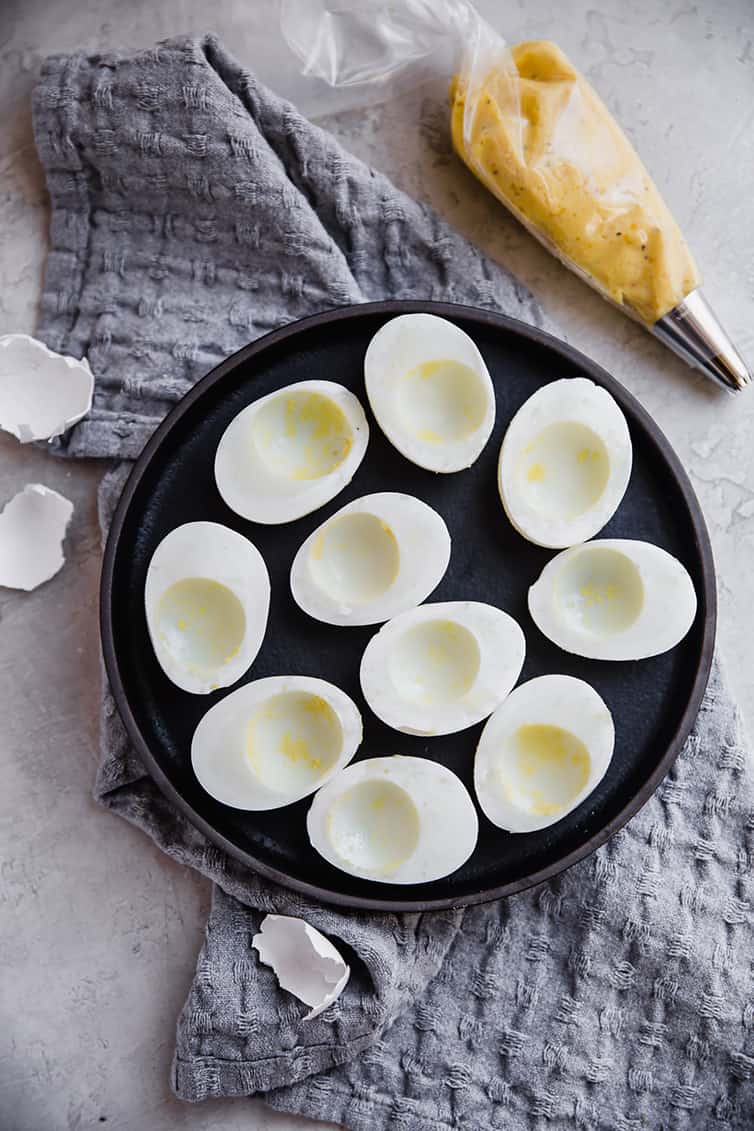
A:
280;1;495;97
280;0;751;390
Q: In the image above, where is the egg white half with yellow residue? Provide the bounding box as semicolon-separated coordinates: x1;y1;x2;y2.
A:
290;492;451;626
145;521;270;694
215;380;368;524
307;756;478;883
474;675;614;833
364;314;496;473
528;538;697;660
360;601;525;736
498;378;632;548
191;675;362;810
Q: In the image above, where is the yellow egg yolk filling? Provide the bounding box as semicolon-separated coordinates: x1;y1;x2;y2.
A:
450;40;700;324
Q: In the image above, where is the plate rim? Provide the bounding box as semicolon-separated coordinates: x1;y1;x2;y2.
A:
100;300;717;912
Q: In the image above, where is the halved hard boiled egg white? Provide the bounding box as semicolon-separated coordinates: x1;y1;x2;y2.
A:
145;521;270;694
528;539;697;661
498;378;632;548
290;492;451;626
307;756;478;883
215;380;368;524
192;675;362;809
364;314;496;473
474;675;614;833
360;601;526;736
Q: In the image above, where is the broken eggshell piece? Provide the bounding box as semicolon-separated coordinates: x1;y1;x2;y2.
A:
144;521;270;694
364;314;496;473
290;491;451;626
191;674;362;809
214;380;369;524
498;378;632;548
0;483;73;591
474;674;615;833
528;538;697;660
252;914;350;1021
0;334;93;443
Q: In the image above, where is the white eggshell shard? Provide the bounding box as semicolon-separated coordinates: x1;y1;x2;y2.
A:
290;492;451;626
360;601;525;736
252;914;350;1021
498;378;632;548
528;539;697;661
474;674;614;833
364;314;495;473
145;521;270;694
0;334;93;443
191;675;362;809
307;756;478;884
0;483;73;591
215;380;368;524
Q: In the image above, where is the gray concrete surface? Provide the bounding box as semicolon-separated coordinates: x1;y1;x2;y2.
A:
1;1;752;1128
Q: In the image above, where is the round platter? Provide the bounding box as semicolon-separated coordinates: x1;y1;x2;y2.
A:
100;301;716;911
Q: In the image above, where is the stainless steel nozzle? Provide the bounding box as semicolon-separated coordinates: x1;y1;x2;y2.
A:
652;289;751;393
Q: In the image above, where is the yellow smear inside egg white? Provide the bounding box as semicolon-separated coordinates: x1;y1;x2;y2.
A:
516;421;609;519
246;691;342;793
500;724;591;818
396;359;487;445
309;512;400;605
555;547;644;636
251;390;353;481
325;779;420;876
156;578;245;674
388;619;480;706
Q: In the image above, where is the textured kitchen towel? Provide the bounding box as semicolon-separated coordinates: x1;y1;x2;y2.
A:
34;35;754;1131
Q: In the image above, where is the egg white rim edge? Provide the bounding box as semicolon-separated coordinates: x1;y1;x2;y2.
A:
528;538;698;661
498;377;632;548
290;491;452;626
306;755;479;884
191;675;363;810
214;379;369;524
360;600;526;736
474;674;615;833
144;520;270;694
364;314;496;473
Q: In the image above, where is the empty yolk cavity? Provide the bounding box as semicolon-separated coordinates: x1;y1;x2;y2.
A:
251;390;353;480
156;577;245;674
246;691;342;793
325;779;420;875
516;421;610;519
555;547;644;635
396;358;488;445
388;619;481;706
309;512;400;605
502;723;591;817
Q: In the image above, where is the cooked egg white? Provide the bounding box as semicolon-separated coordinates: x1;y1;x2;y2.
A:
215;380;368;524
144;521;270;694
474;674;614;833
290;491;451;626
364;314;496;473
360;600;525;736
498;378;632;548
307;755;478;883
191;675;362;809
528;538;697;660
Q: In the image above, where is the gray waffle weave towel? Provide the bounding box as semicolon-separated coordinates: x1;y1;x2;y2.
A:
33;36;754;1130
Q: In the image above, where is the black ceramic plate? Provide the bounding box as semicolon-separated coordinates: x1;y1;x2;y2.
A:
101;301;715;911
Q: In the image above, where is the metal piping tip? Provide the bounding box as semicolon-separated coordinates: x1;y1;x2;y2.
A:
652;289;751;393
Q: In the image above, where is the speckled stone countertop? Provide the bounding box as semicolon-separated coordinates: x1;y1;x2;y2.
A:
1;1;752;1128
